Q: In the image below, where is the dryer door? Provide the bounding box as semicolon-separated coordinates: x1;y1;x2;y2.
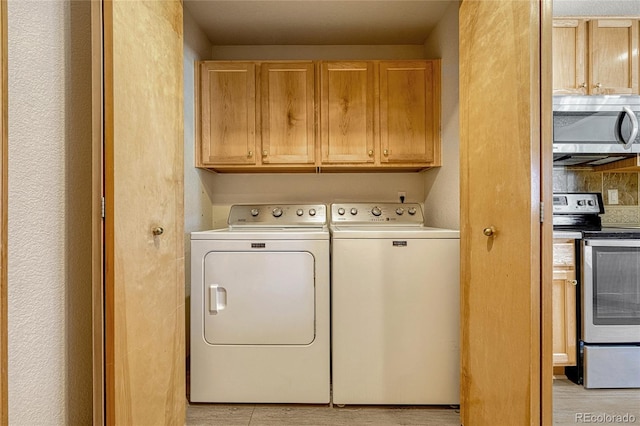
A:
202;251;315;345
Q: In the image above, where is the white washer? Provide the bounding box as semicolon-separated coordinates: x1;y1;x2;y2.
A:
330;203;460;405
190;204;330;403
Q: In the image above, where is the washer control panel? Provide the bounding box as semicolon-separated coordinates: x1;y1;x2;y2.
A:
331;203;424;225
228;204;327;227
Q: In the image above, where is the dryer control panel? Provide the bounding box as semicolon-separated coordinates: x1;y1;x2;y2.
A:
228;204;327;228
331;203;424;225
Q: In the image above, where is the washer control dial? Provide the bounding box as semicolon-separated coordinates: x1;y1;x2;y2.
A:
337;207;345;216
250;208;260;217
396;208;404;215
350;208;358;215
371;206;382;217
408;207;417;215
309;209;317;216
272;207;283;218
296;209;304;216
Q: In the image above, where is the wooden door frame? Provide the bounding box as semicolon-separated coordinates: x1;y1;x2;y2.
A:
0;0;7;424
91;1;105;425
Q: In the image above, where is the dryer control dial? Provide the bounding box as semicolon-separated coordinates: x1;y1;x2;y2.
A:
250;208;260;217
296;209;304;216
396;208;404;215
350;208;358;215
371;206;382;217
309;209;317;216
272;207;283;218
408;207;417;215
337;208;345;215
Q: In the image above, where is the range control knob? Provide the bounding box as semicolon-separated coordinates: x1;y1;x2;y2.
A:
371;206;382;217
272;207;283;218
250;208;260;217
577;200;586;206
350;208;358;215
296;209;304;216
408;207;417;215
587;200;595;206
309;209;317;216
337;207;345;216
396;208;404;215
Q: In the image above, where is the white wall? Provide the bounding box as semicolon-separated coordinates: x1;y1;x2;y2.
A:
553;0;640;17
422;1;460;230
8;1;92;424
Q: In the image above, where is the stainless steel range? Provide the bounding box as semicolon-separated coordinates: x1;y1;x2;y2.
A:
553;193;640;389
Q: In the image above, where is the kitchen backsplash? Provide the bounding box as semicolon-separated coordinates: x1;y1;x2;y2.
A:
553;167;640;226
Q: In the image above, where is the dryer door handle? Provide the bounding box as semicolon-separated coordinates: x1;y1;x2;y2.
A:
208;284;227;314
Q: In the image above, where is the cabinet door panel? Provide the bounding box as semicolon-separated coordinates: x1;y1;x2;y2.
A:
199;62;256;165
589;19;639;95
320;61;375;164
552;269;577;366
261;62;315;164
552;20;587;94
379;60;439;164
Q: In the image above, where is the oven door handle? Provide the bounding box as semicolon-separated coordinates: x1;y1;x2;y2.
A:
585;239;640;247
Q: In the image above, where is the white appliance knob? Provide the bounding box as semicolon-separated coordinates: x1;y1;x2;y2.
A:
309;209;316;216
250;208;259;217
396;208;404;215
350;208;358;215
272;207;283;217
408;207;417;215
337;208;345;215
296;209;304;216
372;206;382;216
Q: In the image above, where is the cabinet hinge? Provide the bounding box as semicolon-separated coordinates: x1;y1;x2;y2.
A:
101;197;105;219
540;202;544;223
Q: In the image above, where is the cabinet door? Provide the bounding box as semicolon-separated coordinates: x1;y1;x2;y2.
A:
589;19;639;95
260;62;315;165
552;19;587;94
199;62;257;165
552;239;577;367
552;268;577;366
379;60;440;165
320;61;375;164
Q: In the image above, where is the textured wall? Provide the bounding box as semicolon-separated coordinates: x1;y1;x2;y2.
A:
422;2;460;230
8;1;92;424
554;0;640;17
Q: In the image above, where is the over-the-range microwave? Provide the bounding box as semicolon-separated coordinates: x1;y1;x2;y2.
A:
553;95;640;167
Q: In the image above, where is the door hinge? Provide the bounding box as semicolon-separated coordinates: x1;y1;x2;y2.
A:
540;202;544;223
101;197;105;219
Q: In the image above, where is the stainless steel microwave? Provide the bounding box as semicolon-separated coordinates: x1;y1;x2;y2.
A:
553;95;640;166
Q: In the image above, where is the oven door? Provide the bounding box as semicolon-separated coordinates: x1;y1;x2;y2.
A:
582;239;640;343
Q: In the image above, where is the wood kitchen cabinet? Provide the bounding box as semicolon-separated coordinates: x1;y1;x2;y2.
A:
552;239;577;367
198;59;441;172
319;60;441;170
197;62;257;166
553;19;639;95
197;61;315;171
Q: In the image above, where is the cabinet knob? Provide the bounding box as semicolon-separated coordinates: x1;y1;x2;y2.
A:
383;149;389;156
483;226;496;237
579;82;587;89
262;150;268;157
368;150;373;157
152;226;164;236
248;151;253;158
569;279;577;286
595;83;602;89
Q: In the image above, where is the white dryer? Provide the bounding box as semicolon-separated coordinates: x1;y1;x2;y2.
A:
330;203;460;405
190;204;330;403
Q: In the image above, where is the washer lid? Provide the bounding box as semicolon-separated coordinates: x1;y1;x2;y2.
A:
330;225;460;239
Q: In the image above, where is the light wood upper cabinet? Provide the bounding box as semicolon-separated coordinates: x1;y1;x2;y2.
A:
197;59;442;172
379;60;440;165
319;59;441;170
320;61;375;164
589;19;639;95
197;62;257;166
552;20;587;94
553;19;639;95
552;239;577;367
260;62;315;165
